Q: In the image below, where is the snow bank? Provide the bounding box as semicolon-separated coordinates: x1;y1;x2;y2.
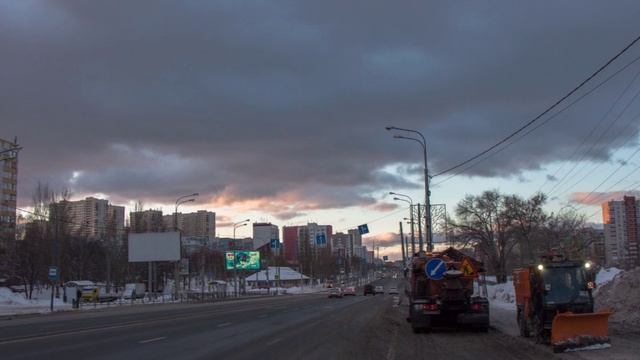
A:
596;267;623;286
0;287;31;306
595;267;640;330
485;281;516;310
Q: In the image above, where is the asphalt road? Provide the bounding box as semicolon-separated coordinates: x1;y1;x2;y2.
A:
0;278;570;360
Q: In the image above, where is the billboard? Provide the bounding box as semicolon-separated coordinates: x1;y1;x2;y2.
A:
129;232;180;262
225;251;261;270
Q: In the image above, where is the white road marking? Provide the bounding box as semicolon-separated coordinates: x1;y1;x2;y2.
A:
258;314;268;318
217;322;232;328
138;336;166;344
431;261;444;276
266;337;283;346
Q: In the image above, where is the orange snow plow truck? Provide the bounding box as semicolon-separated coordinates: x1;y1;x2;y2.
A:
513;253;612;353
407;248;489;333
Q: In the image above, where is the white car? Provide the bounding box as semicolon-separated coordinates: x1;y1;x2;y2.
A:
387;286;399;295
374;285;384;294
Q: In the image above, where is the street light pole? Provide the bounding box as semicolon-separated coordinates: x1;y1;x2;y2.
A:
173;193;198;299
393;196;415;256
386;126;433;252
231;219;250;297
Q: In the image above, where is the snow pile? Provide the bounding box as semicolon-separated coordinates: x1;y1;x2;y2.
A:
596;267;623;286
595;267;640;330
0;287;30;306
485;281;516;309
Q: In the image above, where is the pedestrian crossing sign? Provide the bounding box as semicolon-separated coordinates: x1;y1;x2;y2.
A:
460;257;478;278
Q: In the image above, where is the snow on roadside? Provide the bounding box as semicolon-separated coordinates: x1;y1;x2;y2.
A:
0;287;70;316
486;281;516;310
595;267;623;287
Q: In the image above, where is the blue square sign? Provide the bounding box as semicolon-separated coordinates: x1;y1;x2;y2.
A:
358;224;369;235
315;233;326;245
270;239;280;248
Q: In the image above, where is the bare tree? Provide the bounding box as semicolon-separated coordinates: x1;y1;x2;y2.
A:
451;190;517;283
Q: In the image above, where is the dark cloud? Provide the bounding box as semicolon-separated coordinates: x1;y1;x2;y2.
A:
546;174;558;182
3;1;640;219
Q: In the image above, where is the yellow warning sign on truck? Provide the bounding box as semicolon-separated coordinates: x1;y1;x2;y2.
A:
460;257;478;278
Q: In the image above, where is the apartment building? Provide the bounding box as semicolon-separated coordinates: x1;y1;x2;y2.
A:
0;137;18;243
602;196;640;268
130;209;164;233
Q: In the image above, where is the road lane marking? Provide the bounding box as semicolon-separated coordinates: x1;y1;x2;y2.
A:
217;322;232;327
265;337;283;346
258;314;268;318
138;336;166;344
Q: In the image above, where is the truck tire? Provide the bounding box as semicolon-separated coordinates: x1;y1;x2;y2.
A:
517;308;530;337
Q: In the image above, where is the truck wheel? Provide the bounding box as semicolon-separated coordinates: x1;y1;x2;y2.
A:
517;309;530;337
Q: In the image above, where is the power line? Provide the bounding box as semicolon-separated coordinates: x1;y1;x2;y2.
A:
432;53;640;187
565;145;640;214
433;34;640;178
539;66;640;194
335;206;408;234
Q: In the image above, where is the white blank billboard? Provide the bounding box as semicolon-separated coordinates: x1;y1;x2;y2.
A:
129;232;180;262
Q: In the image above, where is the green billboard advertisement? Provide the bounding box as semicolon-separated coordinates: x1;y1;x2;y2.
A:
225;251;261;270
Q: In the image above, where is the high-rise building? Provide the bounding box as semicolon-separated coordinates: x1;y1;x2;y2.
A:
282;223;333;264
253;222;279;250
130;209;164;233
52;197;125;239
0;137;19;243
602;196;640;268
164;210;215;237
332;232;350;257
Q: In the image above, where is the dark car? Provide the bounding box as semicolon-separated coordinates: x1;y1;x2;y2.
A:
363;284;374;296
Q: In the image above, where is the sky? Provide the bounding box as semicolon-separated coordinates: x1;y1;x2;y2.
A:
2;1;640;260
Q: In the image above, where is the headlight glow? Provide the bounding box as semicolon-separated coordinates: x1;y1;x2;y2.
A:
537;264;544;271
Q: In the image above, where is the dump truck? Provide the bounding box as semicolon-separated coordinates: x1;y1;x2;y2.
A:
407;247;489;333
513;253;612;352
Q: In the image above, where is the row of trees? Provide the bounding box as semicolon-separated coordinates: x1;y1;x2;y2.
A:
452;190;600;283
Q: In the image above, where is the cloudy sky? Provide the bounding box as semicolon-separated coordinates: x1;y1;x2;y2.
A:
3;1;640;258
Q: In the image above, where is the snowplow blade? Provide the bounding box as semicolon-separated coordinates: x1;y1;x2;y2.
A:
551;309;613;353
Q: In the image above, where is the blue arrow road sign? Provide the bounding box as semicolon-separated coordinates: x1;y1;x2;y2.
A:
383;255;388;261
315;233;326;245
425;258;446;280
270;239;280;248
358;224;369;235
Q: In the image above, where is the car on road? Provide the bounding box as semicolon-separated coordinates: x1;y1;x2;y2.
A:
328;287;343;298
374;285;384;294
387;286;399;295
343;286;356;296
363;284;374;296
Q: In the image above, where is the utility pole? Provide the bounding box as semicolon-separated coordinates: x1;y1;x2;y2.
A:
399;222;405;266
417;204;423;252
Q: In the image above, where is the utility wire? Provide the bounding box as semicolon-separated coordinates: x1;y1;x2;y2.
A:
432;53;640;187
539;66;640;194
433;34;640;178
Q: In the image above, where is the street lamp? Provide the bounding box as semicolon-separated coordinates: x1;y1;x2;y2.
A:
173;193;198;299
386;126;432;252
174;193;199;231
233;219;250;239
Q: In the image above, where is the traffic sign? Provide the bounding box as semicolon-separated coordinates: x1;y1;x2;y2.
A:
48;266;59;282
460;256;478;278
358;224;369;235
315;233;326;245
383;255;389;261
425;258;446;280
270;239;280;248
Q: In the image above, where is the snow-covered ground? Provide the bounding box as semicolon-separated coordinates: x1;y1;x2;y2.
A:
0;287;71;316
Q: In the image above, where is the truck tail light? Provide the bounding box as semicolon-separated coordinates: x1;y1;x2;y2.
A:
422;304;439;311
471;303;483;312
